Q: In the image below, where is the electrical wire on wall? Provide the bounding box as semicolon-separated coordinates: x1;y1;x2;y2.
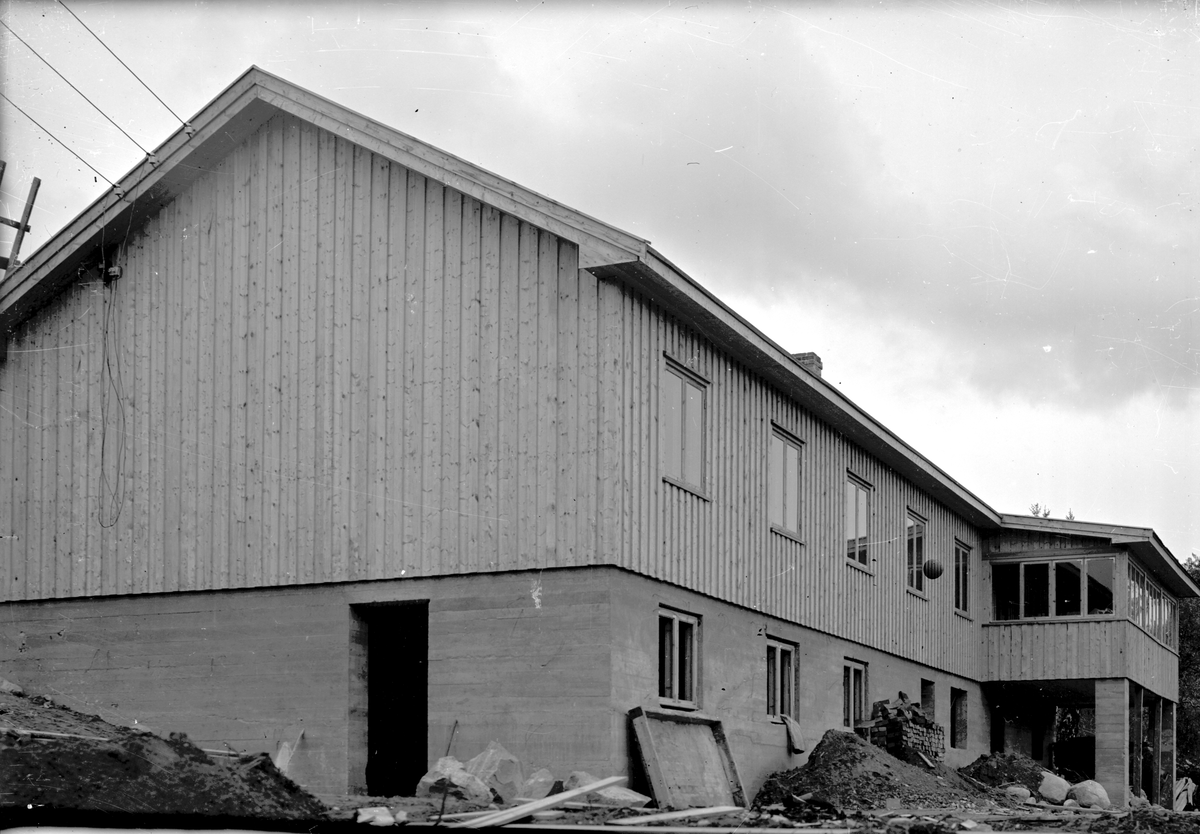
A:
96;197;135;528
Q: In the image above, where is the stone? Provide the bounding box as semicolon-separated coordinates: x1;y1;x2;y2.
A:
0;678;24;696
1067;780;1110;809
564;770;651;808
1063;799;1079;808
356;806;394;825
1038;771;1070;804
1004;785;1031;801
465;741;524;803
416;756;494;805
520;768;556;801
1129;793;1150;808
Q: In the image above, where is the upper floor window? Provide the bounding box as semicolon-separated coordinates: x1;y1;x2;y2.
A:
844;476;871;566
906;513;926;592
661;361;706;492
1130;563;1176;648
954;542;971;614
658;608;699;708
766;638;796;718
992;556;1115;622
769;429;803;536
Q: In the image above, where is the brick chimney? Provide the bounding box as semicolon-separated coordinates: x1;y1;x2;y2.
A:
792;352;823;378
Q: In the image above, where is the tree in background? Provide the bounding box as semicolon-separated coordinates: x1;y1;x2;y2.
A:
1178;553;1200;798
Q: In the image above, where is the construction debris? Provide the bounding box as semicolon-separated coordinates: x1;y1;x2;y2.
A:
415;756;494;804
565;771;652;807
465;741;525;803
856;692;946;764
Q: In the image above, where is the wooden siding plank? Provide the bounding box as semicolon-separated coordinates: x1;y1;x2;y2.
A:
576;267;598;568
165;193;184;593
212;157;233;590
296;119;319;586
460;196;482;570
440;188;462;571
330;135;353;583
279;115;302;585
229;137;251;589
195;164;216;592
383;162;408;578
556;241;578;565
402;172;426;576
477;205;501;565
421;179;445;575
348;143;372;580
515;223;538;569
313;126;335;585
262;117;285;587
496;214;519;567
366;152;390;580
181;176;202;592
537;232;558;566
244;127;269;588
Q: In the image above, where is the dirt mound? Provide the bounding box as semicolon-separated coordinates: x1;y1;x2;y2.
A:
0;689;326;819
959;750;1048;793
755;729;989;812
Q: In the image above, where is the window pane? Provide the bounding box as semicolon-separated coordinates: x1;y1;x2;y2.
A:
678;620;694;701
853;668;864;724
955;546;970;612
661;372;682;480
843;666;851;727
780;649;793;717
1055;560;1082;616
1083;558;1113;615
1024;563;1050;618
684;382;703;486
766;646;777;715
844;482;857;559
769;436;783;527
856;487;868;543
658;616;674;699
993;563;1020;620
784;443;800;532
907;517;924;591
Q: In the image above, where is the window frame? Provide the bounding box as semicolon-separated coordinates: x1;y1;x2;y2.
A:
766;637;797;719
954;541;971;615
990;554;1119;623
1129;562;1177;648
906;510;927;594
842;659;867;729
660;358;708;496
658;608;700;709
844;475;872;569
768;425;804;541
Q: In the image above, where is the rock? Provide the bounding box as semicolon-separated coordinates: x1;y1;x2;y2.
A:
1063;799;1079;808
356;806;394;825
521;768;556;800
0;678;24;696
465;741;524;803
1038;771;1070;804
1129;793;1150;808
564;770;651;808
1004;785;1031;801
416;756;494;805
1067;780;1110;809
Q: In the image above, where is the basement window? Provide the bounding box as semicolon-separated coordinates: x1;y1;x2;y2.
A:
767;638;796;718
950;688;967;749
906;512;926;593
844;476;871;566
843;660;867;729
659;609;699;708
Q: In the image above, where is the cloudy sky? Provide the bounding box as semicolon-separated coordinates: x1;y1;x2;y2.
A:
1;0;1197;562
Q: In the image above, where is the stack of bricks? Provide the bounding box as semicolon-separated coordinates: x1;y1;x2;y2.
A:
854;692;946;763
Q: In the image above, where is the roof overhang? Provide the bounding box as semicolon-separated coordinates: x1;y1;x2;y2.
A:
996;514;1200;598
0;66;647;345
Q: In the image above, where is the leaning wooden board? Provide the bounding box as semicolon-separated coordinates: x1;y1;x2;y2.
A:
628;706;746;809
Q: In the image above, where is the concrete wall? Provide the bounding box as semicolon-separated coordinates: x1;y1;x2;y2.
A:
0;568;616;796
607;570;991;796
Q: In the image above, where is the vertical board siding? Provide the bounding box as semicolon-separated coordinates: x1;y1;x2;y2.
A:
3;112;990;677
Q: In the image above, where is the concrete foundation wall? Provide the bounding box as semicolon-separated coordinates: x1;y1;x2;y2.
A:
0;569;615;796
1095;678;1129;807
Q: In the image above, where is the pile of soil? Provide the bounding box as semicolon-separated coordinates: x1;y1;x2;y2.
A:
755;730;991;813
959;750;1049;794
0;688;326;820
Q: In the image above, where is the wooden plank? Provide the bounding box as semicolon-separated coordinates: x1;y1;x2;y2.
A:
229;137;251;589
453;776;627;828
211;154;234;590
296;119;319;586
383;162;407;578
312;125;335;584
440;187;462;570
460;195;482;570
348;142;371;580
180;177;201;592
330;135;353;583
54;285;74;598
610;806;743;826
194;166;216;591
477;205;501;564
496;214;519;567
629;707;746;810
262;116;285;587
279;115;302;585
555;240;578;565
536;232;557;565
402;172;426;575
515;223;538;569
576;267;598;568
366;152;389;580
163;193;183;593
243;127;268;588
421;179;445;574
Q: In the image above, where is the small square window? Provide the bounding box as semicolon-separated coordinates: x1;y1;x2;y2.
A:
844;477;870;566
769;429;803;536
906;513;926;592
659;609;699;707
661;362;707;492
843;660;867;728
767;638;796;718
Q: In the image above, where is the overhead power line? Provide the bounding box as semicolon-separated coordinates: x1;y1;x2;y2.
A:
58;0;187;126
0;19;150;154
0;91;117;188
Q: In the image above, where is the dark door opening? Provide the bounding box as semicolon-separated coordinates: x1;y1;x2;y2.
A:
359;601;428;796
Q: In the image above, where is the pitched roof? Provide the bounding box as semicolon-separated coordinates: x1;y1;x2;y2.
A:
1;66;1193;596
